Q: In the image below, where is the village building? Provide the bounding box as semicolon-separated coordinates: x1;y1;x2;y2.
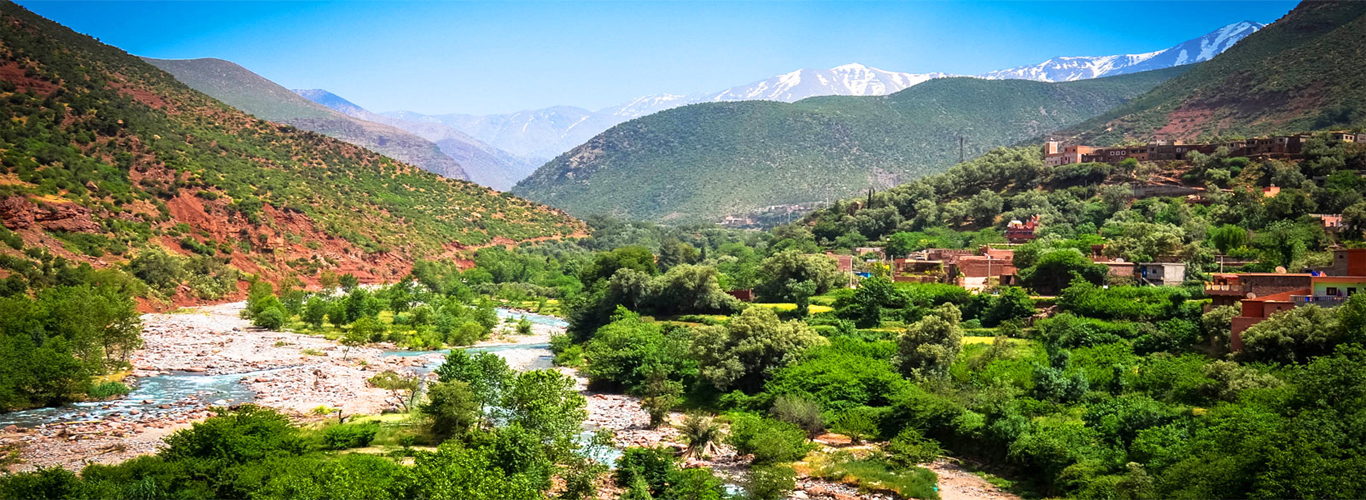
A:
1044;133;1320;167
1136;262;1187;287
1224;248;1366;350
1314;213;1344;231
1005;216;1039;244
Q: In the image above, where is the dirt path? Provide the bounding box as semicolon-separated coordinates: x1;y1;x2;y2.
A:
923;459;1019;500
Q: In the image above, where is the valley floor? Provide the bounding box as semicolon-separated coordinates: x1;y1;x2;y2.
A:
1;304;1017;500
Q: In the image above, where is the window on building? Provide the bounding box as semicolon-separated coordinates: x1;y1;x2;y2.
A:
1326;287;1339;296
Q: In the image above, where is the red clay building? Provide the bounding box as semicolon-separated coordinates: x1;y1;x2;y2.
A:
1226;249;1366;350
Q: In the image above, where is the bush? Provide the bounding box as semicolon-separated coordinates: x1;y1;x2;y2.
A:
885;427;943;466
831;406;882;444
87;381;131;399
253;306;286;330
745;464;797;500
615;447;676;497
321;422;380;449
727;414;813;464
771;395;824;437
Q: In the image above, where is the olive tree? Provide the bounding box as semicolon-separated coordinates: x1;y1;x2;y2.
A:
690;307;826;392
894;302;963;380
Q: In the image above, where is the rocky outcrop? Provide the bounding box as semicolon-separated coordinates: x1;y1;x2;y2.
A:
0;196;101;233
0;196;35;229
35;201;100;233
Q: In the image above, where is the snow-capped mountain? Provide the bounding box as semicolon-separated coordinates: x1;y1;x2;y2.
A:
703;63;947;103
383;63;946;160
979;21;1265;82
378;20;1264;174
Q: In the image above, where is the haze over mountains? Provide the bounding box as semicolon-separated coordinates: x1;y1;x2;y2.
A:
144;57;470;182
293;89;541;190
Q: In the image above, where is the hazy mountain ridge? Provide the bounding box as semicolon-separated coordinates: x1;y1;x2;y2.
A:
394;23;1261;163
145;57;469;181
294;89;540;190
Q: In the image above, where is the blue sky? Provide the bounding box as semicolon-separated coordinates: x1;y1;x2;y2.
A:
18;1;1296;115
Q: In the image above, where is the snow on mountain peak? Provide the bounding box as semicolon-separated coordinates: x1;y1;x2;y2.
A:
977;20;1266;82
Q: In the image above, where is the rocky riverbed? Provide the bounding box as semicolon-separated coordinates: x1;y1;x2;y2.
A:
2;303;1017;500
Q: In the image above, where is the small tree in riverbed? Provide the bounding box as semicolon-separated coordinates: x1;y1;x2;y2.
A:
368;370;419;412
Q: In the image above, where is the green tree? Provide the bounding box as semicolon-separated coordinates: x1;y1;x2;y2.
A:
303;297;329;329
1240;305;1342;364
1016;248;1108;295
895;303;963;380
503;369;588;452
436;350;513;420
421;381;479;441
369;370;419;412
690;307;826;391
1207;224;1250;254
755;250;843;302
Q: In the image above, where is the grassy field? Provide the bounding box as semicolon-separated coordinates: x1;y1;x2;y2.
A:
753;303;835;314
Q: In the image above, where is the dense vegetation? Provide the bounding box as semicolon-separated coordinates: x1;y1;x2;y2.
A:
1062;0;1366;144
514;67;1186;222
0;0;581;285
801;135;1366;281
0;256;142;412
146;57;469;181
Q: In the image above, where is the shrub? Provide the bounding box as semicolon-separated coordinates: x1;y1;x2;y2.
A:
771;395;824;437
253;306;286;330
831;406;882;444
885;427;943;466
87;381;131;400
745;464;797;500
615;447;676;498
727;414;813;464
321;422;380;449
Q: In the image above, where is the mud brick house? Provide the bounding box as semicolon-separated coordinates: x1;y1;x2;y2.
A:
1005;216;1039;244
1225;249;1366;350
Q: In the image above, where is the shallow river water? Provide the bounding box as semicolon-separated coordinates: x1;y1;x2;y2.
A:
0;308;563;428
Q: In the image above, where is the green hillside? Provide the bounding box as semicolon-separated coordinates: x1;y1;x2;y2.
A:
144;57;469;181
512;67;1187;223
1061;0;1366;144
0;1;581;284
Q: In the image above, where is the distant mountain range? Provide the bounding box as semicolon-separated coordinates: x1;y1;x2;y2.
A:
979;21;1265;82
294;89;540;190
151;18;1266;194
381;21;1261;164
512;67;1187;223
144;57;470;182
377;63;946;161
